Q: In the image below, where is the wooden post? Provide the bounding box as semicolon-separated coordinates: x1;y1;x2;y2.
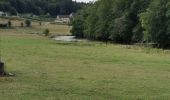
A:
0;62;4;75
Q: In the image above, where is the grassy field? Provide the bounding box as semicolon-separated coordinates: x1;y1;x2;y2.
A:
0;19;170;100
0;18;71;36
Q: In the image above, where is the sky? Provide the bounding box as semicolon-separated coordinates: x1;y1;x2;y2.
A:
73;0;97;3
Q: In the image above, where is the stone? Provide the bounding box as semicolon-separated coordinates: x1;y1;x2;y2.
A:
8;73;15;76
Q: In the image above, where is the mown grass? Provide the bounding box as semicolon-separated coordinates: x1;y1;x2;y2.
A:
0;19;170;100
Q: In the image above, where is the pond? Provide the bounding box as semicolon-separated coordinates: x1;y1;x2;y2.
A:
54;36;82;42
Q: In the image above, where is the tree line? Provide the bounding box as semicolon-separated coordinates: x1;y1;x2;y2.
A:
0;0;85;16
71;0;170;48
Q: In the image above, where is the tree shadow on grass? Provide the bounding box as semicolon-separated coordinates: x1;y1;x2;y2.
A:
55;41;96;47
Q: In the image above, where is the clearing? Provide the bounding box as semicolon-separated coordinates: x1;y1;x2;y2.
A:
0;18;170;100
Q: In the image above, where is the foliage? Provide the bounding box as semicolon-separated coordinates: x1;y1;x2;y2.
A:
0;0;85;16
71;8;89;38
25;20;31;27
72;0;150;43
43;28;50;36
0;23;7;28
7;20;12;27
140;0;170;48
72;0;170;48
20;22;24;27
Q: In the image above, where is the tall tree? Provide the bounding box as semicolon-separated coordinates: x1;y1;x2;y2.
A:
140;0;170;48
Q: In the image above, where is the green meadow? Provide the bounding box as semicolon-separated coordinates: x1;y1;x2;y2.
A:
0;19;170;100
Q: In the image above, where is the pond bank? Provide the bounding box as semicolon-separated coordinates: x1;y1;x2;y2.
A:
54;36;82;42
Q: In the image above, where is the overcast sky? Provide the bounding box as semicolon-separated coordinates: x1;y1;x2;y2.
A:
73;0;96;3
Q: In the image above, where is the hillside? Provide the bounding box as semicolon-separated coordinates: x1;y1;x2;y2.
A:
0;0;85;16
0;18;170;99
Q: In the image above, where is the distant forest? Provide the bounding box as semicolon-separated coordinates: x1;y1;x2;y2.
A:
71;0;170;48
0;0;85;16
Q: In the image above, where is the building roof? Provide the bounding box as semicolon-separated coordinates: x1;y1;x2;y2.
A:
0;11;5;15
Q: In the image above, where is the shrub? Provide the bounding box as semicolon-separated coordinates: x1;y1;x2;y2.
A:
0;24;8;28
25;20;31;27
7;20;12;27
43;29;50;36
39;22;42;26
21;22;24;27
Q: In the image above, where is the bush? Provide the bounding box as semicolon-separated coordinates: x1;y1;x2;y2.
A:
7;20;12;27
43;29;50;36
21;22;24;27
25;20;31;27
39;22;42;26
0;24;8;28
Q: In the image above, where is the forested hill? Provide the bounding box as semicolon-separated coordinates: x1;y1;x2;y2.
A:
71;0;170;48
0;0;85;16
